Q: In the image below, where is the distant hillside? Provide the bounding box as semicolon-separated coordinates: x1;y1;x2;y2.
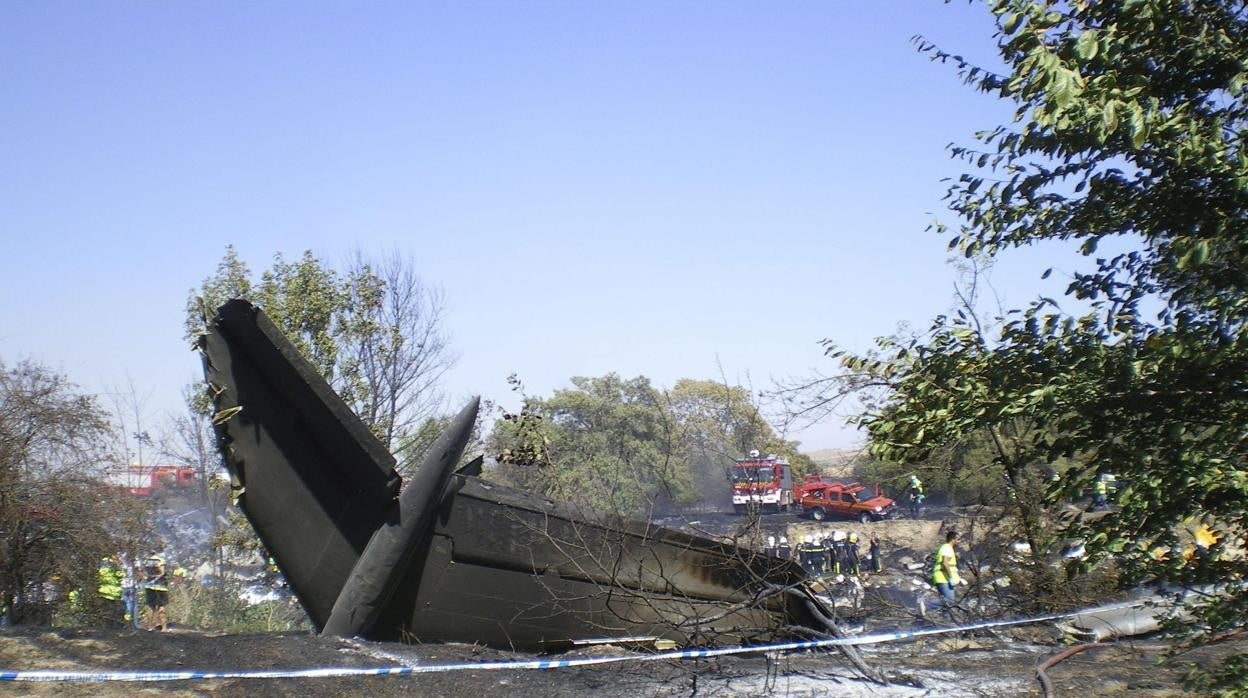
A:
805;448;864;477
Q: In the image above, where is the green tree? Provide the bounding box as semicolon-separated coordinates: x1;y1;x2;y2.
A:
183;246;458;628
832;1;1247;688
187;246;455;471
505;374;686;515
0;360;146;626
490;374;814;515
185;245;252;337
252;250;347;382
670;379;816;489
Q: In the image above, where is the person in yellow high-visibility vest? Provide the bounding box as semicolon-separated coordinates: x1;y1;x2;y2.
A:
1091;476;1109;511
97;557;125;627
907;475;925;517
931;530;961;611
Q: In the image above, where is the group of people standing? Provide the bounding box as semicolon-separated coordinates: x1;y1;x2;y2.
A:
91;551;179;631
756;469;972;621
763;532;884;578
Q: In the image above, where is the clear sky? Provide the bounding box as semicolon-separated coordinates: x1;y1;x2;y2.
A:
0;1;1080;452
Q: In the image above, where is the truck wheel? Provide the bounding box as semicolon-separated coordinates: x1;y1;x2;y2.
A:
858;511;873;524
733;504;746;515
811;507;826;522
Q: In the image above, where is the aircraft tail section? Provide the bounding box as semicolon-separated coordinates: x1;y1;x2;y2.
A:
199;299;401;627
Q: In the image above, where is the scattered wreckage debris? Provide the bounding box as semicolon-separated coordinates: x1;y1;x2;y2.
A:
1055;584;1229;643
198;299;881;681
1058;600;1177;643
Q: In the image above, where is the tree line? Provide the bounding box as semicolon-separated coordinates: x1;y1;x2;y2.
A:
489;373;816;516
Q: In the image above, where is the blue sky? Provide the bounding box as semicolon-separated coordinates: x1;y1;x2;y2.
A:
0;2;1079;451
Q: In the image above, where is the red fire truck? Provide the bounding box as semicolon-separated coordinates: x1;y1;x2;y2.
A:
729;453;794;514
106;464;196;496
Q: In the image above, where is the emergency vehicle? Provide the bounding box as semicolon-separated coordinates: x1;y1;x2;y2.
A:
105;465;196;496
729;453;794;514
794;479;896;523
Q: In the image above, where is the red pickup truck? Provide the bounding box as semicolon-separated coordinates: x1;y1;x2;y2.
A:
794;479;896;523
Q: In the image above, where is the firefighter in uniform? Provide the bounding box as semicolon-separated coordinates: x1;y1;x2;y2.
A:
796;536;814;574
845;533;862;575
798;536;824;576
97;557;125;626
142;553;169;632
827;533;843;574
809;536;828;577
869;535;884;573
777;536;791;561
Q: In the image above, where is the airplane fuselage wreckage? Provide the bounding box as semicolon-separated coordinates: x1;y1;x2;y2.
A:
199;299;837;650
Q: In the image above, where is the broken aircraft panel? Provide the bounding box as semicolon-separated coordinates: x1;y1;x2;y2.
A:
199;299;828;649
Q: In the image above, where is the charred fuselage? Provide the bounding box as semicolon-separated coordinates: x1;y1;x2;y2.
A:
199;299;823;648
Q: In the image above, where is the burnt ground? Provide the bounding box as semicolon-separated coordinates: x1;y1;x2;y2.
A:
5;503;1234;696
1;624;1244;697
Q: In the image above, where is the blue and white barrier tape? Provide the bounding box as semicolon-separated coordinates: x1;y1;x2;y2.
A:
0;599;1152;683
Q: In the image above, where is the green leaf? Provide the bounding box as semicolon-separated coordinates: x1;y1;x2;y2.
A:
1130;103;1147;148
1178;239;1210;270
1003;12;1022;35
1103;100;1119;134
1075;30;1099;60
1192;239;1209;266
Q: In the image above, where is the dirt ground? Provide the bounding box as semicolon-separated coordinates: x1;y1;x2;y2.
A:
5;505;1235;697
1;624;1243;697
